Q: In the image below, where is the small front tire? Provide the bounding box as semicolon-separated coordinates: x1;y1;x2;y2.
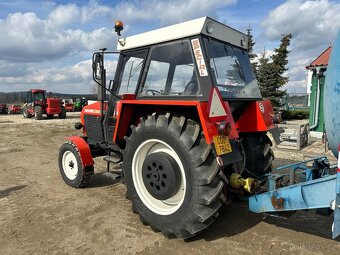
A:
59;142;91;188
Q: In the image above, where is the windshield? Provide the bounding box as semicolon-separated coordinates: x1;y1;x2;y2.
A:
34;92;45;101
204;38;262;99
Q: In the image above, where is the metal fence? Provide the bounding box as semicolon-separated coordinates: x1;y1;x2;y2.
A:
281;93;309;111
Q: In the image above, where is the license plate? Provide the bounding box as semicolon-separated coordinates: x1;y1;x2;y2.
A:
213;135;232;156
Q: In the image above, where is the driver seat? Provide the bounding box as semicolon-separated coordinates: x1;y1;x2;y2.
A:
183;71;200;95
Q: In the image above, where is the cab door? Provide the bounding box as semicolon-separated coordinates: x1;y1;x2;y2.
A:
26;92;34;112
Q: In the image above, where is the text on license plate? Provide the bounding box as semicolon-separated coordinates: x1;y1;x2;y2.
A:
213;135;232;156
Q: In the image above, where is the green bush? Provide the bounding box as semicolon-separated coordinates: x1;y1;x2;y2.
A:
281;110;309;120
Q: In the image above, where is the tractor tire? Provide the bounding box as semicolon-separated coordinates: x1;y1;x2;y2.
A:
124;113;223;239
58;142;91;188
22;106;30;118
238;132;274;178
59;106;66;119
34;106;43;120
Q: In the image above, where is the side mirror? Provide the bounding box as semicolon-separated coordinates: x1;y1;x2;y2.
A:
92;53;103;80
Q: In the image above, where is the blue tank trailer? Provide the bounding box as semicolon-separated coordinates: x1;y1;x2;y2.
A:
249;31;340;239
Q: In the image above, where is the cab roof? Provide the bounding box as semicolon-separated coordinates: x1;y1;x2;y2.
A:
117;17;248;51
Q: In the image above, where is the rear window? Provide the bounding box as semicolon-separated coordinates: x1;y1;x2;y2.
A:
204;38;262;99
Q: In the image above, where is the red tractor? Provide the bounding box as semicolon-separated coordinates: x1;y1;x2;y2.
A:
58;18;279;239
23;89;66;120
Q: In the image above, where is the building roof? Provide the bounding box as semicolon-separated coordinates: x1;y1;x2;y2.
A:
306;46;332;69
117;17;247;51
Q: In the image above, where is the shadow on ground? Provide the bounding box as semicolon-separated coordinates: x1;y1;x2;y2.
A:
0;185;27;199
86;172;122;188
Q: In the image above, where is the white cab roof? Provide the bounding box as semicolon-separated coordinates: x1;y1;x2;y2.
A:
117;17;247;51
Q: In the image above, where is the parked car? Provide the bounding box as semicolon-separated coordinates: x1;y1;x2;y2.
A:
0;104;8;114
8;104;22;114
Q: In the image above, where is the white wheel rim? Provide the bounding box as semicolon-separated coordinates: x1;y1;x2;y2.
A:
132;139;186;215
62;151;78;180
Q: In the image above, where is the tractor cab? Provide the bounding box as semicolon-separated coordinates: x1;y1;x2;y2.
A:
85;17;273;150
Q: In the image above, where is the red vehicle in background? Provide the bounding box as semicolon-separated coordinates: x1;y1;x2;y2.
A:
63;99;74;112
23;89;66;120
8;104;22;114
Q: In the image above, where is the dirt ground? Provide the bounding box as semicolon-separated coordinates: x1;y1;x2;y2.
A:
0;113;339;255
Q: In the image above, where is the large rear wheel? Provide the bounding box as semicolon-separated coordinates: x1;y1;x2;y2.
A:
34;106;42;120
124;113;223;239
236;132;274;178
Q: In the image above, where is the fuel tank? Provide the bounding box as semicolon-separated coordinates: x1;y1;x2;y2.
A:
324;30;340;157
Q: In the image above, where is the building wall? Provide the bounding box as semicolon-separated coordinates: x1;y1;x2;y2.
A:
309;74;325;133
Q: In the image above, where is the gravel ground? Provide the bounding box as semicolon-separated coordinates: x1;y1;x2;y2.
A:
0;113;339;255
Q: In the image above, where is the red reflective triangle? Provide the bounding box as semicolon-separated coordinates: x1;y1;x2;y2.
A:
207;87;227;122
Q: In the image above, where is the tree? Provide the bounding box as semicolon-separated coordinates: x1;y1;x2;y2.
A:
256;51;276;99
271;33;292;89
257;34;292;106
246;26;258;76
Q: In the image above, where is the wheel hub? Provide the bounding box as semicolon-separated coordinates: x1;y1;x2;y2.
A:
142;152;181;200
69;160;74;169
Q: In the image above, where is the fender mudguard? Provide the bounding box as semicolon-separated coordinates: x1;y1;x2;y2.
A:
67;136;94;168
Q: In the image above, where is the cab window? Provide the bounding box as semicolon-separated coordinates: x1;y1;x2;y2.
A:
139;41;200;96
117;51;147;95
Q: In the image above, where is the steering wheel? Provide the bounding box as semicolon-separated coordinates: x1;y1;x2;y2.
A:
145;89;161;95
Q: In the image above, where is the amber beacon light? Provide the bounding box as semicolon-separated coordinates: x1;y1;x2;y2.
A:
114;20;124;36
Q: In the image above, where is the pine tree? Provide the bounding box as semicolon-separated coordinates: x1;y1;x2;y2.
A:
246;26;258;76
256;34;292;106
256;51;275;99
271;33;292;88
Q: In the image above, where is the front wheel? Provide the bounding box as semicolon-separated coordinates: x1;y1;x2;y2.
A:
58;142;91;188
22;106;31;118
124;113;223;239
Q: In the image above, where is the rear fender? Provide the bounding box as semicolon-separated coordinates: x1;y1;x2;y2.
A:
236;100;275;133
67;136;94;171
114;100;238;144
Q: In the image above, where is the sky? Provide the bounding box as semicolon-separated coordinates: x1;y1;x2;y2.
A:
0;0;339;94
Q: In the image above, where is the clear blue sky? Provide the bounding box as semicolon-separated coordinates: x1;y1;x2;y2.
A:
0;0;339;93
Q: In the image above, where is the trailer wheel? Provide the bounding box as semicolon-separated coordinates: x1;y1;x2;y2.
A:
59;142;91;188
59;106;66;119
124;113;223;239
238;132;273;178
34;106;43;120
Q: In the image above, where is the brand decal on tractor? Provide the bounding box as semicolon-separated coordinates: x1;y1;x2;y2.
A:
191;38;208;76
